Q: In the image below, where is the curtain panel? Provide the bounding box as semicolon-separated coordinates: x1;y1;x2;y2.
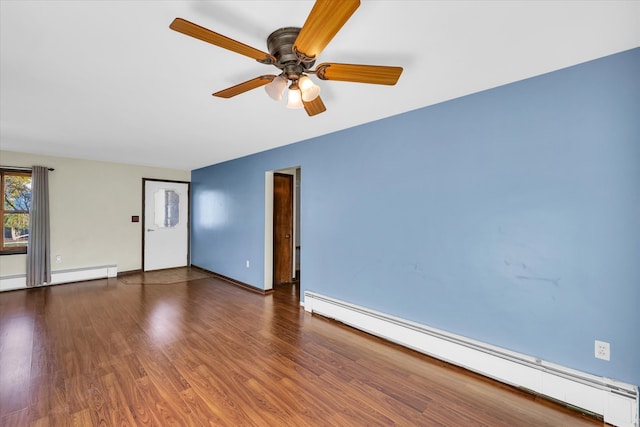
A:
26;166;51;287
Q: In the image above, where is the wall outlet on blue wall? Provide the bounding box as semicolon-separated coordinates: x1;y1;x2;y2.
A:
595;340;610;361
246;260;250;268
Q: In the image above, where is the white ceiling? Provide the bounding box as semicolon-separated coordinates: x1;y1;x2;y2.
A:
1;1;638;170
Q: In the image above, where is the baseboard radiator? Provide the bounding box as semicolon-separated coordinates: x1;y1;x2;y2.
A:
304;291;639;427
0;265;118;292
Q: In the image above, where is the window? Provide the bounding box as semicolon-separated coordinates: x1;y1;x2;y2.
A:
1;169;32;254
154;189;180;228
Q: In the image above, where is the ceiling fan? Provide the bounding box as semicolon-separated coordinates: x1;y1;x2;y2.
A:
170;0;403;116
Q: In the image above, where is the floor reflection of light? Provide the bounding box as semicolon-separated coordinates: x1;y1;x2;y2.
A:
148;301;182;346
0;315;33;391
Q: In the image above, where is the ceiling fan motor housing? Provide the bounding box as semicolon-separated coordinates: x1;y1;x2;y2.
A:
267;27;315;80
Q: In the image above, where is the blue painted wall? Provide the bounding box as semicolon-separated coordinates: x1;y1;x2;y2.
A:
191;48;640;386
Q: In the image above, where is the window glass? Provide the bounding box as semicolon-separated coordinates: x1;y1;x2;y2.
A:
154;189;180;228
1;171;31;253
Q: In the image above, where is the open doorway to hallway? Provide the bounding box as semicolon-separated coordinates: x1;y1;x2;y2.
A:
267;167;301;291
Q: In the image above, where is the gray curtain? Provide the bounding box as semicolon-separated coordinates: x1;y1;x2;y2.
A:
26;166;51;287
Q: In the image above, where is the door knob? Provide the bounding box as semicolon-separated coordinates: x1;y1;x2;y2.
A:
147;229;155;232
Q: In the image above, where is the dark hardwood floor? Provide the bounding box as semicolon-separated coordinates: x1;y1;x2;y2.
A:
0;271;602;426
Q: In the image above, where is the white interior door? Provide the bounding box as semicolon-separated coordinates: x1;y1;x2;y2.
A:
143;179;189;271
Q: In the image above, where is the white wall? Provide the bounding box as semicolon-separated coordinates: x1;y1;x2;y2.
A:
0;151;189;276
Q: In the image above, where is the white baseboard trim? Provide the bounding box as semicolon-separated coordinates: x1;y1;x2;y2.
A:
304;291;639;427
0;265;118;292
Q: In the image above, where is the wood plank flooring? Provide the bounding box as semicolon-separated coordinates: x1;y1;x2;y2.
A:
0;272;603;426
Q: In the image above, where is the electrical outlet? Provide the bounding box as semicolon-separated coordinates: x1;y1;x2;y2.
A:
55;255;62;263
595;340;610;361
246;260;250;268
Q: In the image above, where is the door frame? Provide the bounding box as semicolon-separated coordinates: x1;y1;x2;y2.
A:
141;178;191;271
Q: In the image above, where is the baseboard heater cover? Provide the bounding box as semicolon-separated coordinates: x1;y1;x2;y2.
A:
304;291;639;427
0;265;118;292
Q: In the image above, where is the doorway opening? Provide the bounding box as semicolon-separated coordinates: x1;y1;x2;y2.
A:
264;167;300;293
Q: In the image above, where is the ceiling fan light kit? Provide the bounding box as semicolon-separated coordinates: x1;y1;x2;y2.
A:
169;0;402;116
286;82;304;110
298;76;321;102
265;75;288;101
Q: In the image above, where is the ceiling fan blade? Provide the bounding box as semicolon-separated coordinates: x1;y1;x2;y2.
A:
213;75;275;98
314;63;403;85
303;96;327;116
170;18;274;64
293;0;360;60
